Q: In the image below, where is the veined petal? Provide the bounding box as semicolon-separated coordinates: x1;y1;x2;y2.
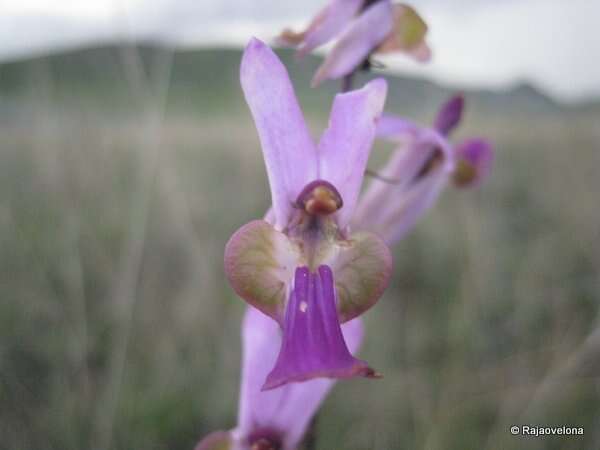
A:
312;0;394;87
324;231;392;323
434;94;464;136
354;129;454;245
263;266;377;390
224;220;302;323
318;78;388;228
280;0;364;57
241;38;318;230
453;138;494;188
237;307;364;450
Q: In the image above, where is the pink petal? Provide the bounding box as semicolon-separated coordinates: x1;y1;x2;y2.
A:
354;129;454;245
295;0;364;57
241;38;318;230
318;78;388;228
237;306;364;450
311;0;394;87
377;114;420;141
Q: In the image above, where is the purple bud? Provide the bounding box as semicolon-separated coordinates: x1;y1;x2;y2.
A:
434;94;464;136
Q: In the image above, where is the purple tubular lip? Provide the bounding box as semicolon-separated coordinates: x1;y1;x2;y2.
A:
263;265;378;390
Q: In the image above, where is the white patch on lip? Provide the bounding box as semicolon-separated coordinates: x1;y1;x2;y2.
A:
299;301;308;313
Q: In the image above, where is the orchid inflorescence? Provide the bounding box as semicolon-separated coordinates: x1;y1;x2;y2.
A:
197;2;493;449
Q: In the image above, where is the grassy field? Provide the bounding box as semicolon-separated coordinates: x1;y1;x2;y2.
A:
1;44;599;450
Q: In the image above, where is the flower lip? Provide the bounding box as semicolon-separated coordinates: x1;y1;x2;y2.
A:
263;265;379;390
295;179;343;216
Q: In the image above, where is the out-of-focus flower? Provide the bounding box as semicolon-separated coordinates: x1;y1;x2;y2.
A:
195;307;365;450
452;138;494;188
353;95;493;245
224;38;392;390
279;0;431;86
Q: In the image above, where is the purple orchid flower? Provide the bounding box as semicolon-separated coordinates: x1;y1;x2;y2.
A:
224;38;392;390
353;94;494;245
195;307;365;450
278;0;431;86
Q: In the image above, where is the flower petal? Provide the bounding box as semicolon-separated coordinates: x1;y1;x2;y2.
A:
224;220;302;323
377;114;420;141
353;129;454;245
263;266;377;390
279;0;364;57
375;3;431;62
434;94;464;136
322;231;392;323
311;0;394;86
453;138;494;188
237;307;365;450
318;78;388;228
241;38;318;229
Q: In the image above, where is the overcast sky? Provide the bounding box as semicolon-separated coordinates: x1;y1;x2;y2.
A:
1;0;599;102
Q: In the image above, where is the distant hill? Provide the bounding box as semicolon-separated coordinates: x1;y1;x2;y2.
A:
0;44;598;120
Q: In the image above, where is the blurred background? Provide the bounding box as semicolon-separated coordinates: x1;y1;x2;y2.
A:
1;1;599;449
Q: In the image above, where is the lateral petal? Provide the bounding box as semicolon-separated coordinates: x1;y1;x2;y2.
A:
224;220;302;323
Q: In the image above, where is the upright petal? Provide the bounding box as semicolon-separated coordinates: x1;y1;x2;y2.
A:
318;78;388;228
280;0;364;57
312;1;394;86
236;307;365;450
452;138;494;188
263;266;377;390
241;38;318;230
354;129;454;245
